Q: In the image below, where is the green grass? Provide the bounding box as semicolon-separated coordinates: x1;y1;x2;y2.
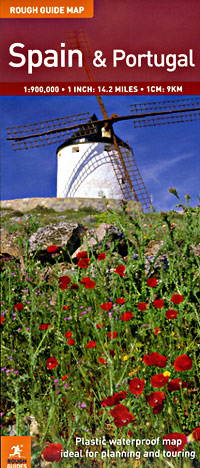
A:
1;206;99;232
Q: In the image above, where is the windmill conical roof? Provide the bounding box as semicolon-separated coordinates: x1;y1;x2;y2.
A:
56;114;129;153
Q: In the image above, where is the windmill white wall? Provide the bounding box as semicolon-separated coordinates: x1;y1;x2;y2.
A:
56;140;124;199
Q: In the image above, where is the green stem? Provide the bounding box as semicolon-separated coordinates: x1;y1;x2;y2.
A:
116;358;130;386
32;326;52;363
15;385;19;435
108;362;113;394
40;395;61;445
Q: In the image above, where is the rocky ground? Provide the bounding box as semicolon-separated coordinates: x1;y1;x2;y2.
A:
0;200;174;281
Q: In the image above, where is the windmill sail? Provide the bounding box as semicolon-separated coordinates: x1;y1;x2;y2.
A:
106;142;151;210
130;97;200;127
7;97;200;151
6;113;97;151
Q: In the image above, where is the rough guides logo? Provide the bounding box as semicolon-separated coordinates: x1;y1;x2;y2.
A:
1;437;31;468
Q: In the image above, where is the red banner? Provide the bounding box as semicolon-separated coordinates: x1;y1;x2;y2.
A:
1;82;200;95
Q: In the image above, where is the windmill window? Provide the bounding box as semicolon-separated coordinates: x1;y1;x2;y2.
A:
72;146;79;153
121;178;125;184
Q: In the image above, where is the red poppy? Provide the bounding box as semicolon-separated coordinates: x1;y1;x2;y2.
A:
96;323;103;329
174;355;193;372
59;283;68;290
97;253;106;260
43;443;63;463
59;275;71;284
100;302;112;311
1;317;4;325
65;331;72;338
116;298;126;304
143;352;168;368
110;404;133;427
113;415;133;428
13;303;24;311
171;294;183;304
153;404;164;414
151;374;169;388
39;323;51;330
77;258;90;269
121;311;134;322
192;427;200;442
71;283;79;289
67;338;75;346
108;332;118;339
137;302;147;311
162;433;187;452
46;358;58;370
129;378;145;396
47;245;58;253
165;309;178;319
58;275;71;290
110;405;126;418
101;391;128;407
147;277;157;288
146;391;166;408
153;299;164;309
80;277;90;284
98;357;106;364
76;251;88;259
87;341;96;348
111;414;126;428
62;305;69;310
167;379;188;392
128;430;133;437
114;265;126;276
154;327;161;335
61;375;67;381
80;277;96;289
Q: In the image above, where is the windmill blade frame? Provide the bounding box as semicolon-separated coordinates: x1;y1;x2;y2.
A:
7;98;200;150
106;141;151;210
6;112;97;151
130;97;200;128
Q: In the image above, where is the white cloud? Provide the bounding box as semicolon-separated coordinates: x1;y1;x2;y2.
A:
142;152;194;184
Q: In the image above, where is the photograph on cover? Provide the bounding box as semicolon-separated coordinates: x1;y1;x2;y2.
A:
1;94;200;210
1;94;200;467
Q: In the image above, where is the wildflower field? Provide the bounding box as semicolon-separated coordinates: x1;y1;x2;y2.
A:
1;191;200;468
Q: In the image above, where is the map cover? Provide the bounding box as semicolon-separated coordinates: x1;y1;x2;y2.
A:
0;1;200;467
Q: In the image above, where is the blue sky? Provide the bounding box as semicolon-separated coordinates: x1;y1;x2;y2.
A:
0;95;199;211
